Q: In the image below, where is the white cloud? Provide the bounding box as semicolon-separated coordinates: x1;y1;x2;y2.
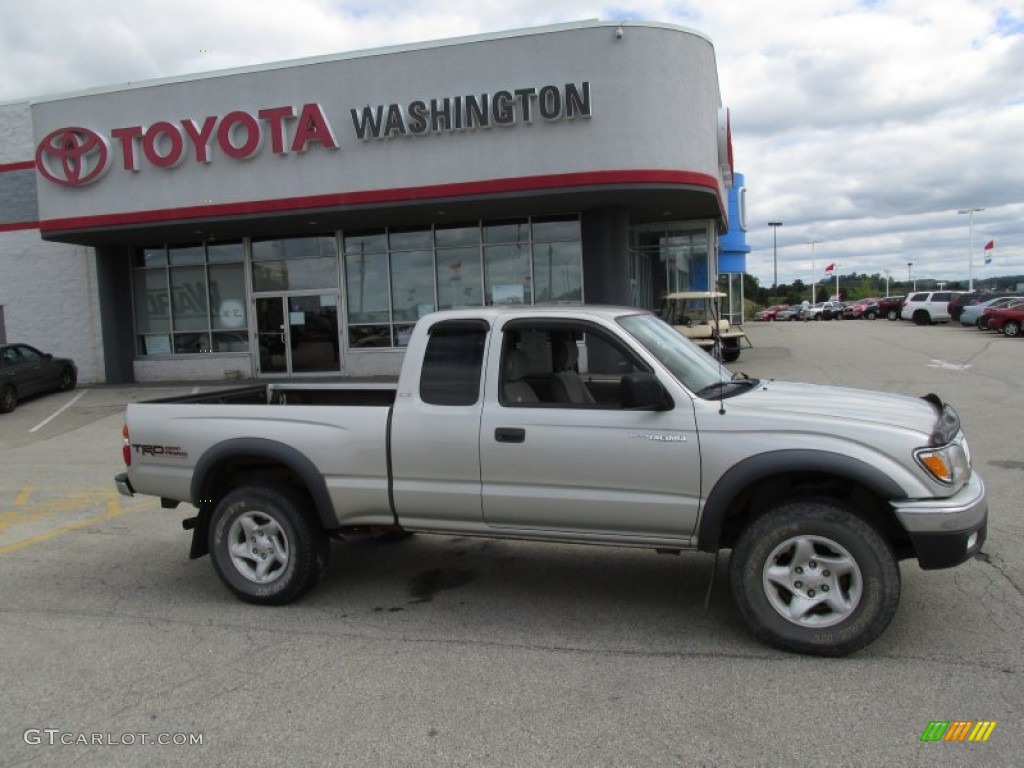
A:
2;0;1021;285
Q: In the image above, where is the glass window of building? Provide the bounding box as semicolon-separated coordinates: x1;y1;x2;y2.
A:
133;241;248;356
251;235;339;292
344;216;581;348
630;223;709;309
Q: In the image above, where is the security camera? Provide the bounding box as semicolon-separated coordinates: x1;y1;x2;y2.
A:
615;26;624;39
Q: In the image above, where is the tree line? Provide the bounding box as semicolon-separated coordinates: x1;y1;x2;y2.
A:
729;272;1024;307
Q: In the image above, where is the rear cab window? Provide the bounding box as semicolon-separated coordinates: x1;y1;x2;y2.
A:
418;320;488;406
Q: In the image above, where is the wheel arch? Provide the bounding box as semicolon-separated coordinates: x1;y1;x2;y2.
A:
190;438;339;531
697;450;909;553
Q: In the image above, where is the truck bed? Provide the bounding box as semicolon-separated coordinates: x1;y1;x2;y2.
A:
144;382;397;407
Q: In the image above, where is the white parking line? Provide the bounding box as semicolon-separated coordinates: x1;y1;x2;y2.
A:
28;390;88;433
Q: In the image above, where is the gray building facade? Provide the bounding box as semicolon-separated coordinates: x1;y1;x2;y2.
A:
1;20;733;383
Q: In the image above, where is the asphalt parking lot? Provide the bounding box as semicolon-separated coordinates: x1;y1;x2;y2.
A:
1;319;1021;767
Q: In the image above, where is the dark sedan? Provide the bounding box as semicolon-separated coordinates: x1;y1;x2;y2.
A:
0;344;78;413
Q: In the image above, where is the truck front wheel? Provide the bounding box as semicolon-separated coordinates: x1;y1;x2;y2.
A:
730;500;900;656
209;485;329;605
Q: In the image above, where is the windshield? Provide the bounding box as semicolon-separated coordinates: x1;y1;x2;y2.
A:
618;313;735;395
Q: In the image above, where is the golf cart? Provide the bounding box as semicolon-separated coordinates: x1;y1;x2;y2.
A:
660;291;749;363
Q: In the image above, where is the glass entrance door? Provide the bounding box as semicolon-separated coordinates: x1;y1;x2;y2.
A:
255;294;340;375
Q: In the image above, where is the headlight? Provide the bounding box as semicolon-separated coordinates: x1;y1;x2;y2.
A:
915;439;970;486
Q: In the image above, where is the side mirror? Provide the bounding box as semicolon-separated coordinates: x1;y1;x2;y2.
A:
621;372;670;410
44;353;53;360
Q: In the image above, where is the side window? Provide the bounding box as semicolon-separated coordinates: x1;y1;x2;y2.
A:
500;323;647;408
419;320;488;406
15;346;41;363
909;293;928;302
933;292;951;302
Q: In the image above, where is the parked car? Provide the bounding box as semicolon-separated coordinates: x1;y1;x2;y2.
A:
805;302;827;320
875;296;905;321
0;344;78;413
842;298;880;320
948;292;990;323
983;301;1024;337
775;306;802;321
820;301;846;320
901;291;964;325
754;304;789;321
961;296;1024;329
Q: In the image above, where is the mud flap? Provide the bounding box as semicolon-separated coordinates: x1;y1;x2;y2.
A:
183;507;212;559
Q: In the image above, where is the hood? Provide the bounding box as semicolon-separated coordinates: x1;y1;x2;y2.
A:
728;380;939;437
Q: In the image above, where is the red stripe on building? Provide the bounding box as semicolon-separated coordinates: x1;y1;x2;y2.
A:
0;160;35;173
38;170;725;234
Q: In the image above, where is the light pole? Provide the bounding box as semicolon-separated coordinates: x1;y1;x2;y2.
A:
907;262;914;291
957;207;984;292
769;222;782;304
884;269;891;297
808;239;820;304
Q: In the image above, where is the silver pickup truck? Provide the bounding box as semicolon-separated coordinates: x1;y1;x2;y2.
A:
115;306;987;656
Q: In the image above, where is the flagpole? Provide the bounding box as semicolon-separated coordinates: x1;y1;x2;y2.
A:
958;207;984;292
808;240;819;304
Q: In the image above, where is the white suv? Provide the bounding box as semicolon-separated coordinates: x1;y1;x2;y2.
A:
901;291;963;325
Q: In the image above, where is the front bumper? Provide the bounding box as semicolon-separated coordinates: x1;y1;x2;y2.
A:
891;472;988;569
114;472;135;497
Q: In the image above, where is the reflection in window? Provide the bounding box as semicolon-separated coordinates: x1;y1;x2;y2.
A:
251;257;338;291
171;266;209;331
133;242;247;356
133;270;170;333
391;249;435;321
210;264;246;331
436;247;482;309
532;241;582;304
346;250;390;323
484;243;531;305
345;216;582;347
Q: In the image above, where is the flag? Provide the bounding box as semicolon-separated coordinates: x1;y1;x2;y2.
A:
824;263;835;276
984;240;994;265
984;240;994;250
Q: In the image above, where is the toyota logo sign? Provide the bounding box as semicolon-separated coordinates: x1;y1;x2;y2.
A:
35;127;111;187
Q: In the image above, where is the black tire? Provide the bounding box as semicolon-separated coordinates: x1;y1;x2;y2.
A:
209;485;329;605
864;311;878;320
977;317;989;330
730;499;900;656
0;384;16;414
59;366;77;391
886;309;899;321
1004;320;1021;338
913;310;930;326
721;343;741;363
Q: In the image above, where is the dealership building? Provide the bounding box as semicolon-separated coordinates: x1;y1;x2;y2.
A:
0;20;742;384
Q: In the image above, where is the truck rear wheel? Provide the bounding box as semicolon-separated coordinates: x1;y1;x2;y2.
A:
730;499;900;656
209;485;329;605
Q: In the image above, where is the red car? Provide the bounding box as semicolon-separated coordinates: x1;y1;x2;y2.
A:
983;301;1024;337
754;304;789;321
842;298;880;320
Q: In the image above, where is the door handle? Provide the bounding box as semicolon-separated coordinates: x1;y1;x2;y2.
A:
494;427;526;443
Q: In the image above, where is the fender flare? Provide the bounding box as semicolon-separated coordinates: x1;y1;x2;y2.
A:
190;437;338;530
696;449;906;552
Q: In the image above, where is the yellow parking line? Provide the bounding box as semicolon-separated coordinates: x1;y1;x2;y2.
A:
14;486;35;506
0;498;152;555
